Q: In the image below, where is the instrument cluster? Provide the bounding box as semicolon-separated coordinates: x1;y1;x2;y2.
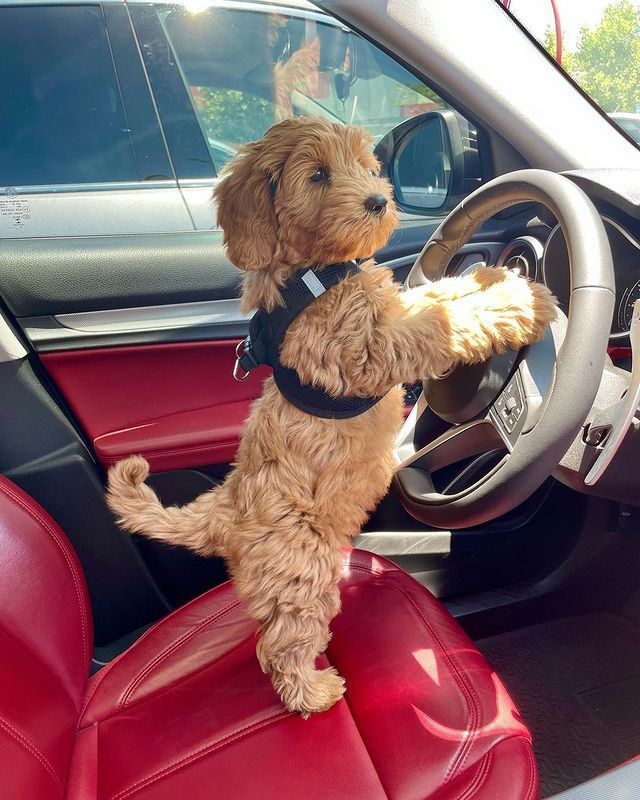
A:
542;216;640;339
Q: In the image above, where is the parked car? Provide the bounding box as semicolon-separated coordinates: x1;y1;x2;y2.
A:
2;1;640;798
610;112;640;145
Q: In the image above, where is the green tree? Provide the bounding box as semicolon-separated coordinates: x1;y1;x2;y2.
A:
194;88;274;152
542;27;575;73
571;0;640;112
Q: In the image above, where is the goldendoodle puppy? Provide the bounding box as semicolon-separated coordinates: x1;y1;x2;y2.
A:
107;117;556;716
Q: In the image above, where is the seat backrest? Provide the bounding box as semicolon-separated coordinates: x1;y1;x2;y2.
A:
0;476;92;800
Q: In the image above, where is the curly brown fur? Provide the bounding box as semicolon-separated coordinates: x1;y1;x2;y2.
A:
107;117;557;716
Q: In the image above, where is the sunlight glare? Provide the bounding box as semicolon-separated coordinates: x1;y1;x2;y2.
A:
412;648;440;686
411;673;529;742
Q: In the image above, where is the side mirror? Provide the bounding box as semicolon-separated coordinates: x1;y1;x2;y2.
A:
374;110;482;215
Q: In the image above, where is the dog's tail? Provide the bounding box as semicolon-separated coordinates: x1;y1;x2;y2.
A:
106;455;224;556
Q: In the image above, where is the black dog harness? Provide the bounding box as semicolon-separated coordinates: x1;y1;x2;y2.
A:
233;261;382;419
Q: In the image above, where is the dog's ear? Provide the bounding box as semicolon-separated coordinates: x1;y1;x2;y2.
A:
214;118;318;270
214;139;280;270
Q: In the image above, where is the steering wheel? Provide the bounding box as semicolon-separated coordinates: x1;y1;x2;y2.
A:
393;169;616;529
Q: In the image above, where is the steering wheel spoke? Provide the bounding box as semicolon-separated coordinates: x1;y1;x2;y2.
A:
395;412;510;506
400;416;508;473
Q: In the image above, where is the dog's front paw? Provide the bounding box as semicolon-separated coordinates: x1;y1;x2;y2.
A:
527;279;558;340
277;666;346;718
508;277;557;347
488;271;557;350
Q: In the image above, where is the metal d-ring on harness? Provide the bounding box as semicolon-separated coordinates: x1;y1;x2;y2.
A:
233;261;382;419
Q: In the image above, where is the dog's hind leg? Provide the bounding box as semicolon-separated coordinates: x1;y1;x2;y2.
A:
106;455;229;556
258;588;345;717
233;532;345;717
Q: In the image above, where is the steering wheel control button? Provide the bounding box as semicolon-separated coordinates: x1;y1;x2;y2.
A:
495;375;525;435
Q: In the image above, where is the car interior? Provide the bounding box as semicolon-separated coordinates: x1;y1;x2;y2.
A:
3;0;640;797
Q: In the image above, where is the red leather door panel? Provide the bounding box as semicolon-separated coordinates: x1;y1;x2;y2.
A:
41;341;270;472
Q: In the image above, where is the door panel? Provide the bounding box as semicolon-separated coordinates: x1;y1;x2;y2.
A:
41;341;270;472
0;233;238;317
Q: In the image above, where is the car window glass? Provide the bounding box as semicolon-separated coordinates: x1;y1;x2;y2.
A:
156;3;474;175
0;6;140;187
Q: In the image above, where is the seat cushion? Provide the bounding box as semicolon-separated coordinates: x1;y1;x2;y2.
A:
69;549;537;800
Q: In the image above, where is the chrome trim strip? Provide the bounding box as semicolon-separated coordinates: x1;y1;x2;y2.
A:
54;297;249;335
0;312;27;363
354;529;451;556
24;255;417;350
1;180;176;195
126;0;335;25
180;178;217;189
23;319;251;351
43;256;411;338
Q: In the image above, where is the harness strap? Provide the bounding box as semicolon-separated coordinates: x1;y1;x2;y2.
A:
234;262;383;419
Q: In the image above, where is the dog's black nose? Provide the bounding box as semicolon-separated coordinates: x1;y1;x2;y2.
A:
364;194;388;215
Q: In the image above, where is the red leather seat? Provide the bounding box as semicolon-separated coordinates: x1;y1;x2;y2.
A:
0;476;538;800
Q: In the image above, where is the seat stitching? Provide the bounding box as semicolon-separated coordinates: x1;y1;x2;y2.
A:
383;582;480;783
343;563;480;783
345;562;402;576
332;660;389;799
80;645;137;722
454;749;492;800
108;635;254;722
0;716;62;790
524;740;538;800
111;709;292;800
456;737;535;800
119;600;241;708
80;628;253;726
105;558;519;800
80;591;240;722
0;482;90;667
91;559;371;719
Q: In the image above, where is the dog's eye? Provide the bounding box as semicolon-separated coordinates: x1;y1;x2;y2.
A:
368;169;378;177
310;168;327;183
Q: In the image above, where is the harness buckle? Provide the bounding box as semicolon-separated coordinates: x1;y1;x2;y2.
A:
233;337;258;381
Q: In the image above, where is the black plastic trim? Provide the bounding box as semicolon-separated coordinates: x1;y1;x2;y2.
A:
0;358;171;645
104;4;174;181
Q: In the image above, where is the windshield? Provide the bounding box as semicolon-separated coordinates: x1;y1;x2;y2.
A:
499;0;640;147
